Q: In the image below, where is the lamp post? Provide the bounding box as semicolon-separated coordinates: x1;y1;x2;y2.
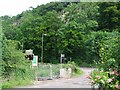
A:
41;33;47;63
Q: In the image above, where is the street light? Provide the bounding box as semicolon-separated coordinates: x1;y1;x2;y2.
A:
41;33;47;63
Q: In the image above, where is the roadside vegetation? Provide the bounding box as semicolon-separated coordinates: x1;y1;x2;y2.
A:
1;38;35;88
62;61;83;77
87;32;120;89
1;2;120;89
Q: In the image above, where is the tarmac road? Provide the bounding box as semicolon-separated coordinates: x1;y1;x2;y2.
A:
18;67;96;88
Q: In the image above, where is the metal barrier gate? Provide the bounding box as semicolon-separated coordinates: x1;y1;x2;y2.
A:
36;64;60;81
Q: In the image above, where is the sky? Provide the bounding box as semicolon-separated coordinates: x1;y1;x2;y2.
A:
0;0;54;16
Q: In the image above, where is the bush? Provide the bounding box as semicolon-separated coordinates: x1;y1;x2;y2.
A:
89;69;120;89
86;31;119;63
62;61;83;76
1;38;35;88
87;31;120;89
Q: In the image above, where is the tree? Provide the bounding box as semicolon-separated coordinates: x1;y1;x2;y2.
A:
57;3;99;63
98;2;120;32
62;3;98;33
41;10;62;62
32;2;70;16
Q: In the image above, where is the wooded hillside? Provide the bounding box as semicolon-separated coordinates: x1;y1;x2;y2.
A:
1;2;120;88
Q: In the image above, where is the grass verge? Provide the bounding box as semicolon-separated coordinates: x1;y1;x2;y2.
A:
2;79;33;88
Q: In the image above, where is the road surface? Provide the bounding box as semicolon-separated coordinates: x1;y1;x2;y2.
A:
18;67;95;88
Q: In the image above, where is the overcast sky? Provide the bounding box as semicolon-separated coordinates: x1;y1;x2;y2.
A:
0;0;54;16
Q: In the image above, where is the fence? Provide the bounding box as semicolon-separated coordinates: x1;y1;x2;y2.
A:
35;64;61;81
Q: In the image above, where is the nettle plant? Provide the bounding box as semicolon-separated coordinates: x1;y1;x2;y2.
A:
87;31;120;89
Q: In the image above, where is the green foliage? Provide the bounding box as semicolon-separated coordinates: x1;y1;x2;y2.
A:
89;69;120;89
1;2;99;64
86;31;119;64
56;2;99;63
2;79;33;88
63;61;83;76
87;31;120;89
32;2;70;16
0;19;2;90
2;37;35;88
1;2;120;88
1;2;120;64
98;2;120;32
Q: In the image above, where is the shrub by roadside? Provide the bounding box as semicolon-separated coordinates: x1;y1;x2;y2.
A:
62;61;83;77
1;39;35;88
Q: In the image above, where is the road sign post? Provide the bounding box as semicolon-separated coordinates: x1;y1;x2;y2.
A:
60;54;65;78
49;64;53;80
32;56;38;67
